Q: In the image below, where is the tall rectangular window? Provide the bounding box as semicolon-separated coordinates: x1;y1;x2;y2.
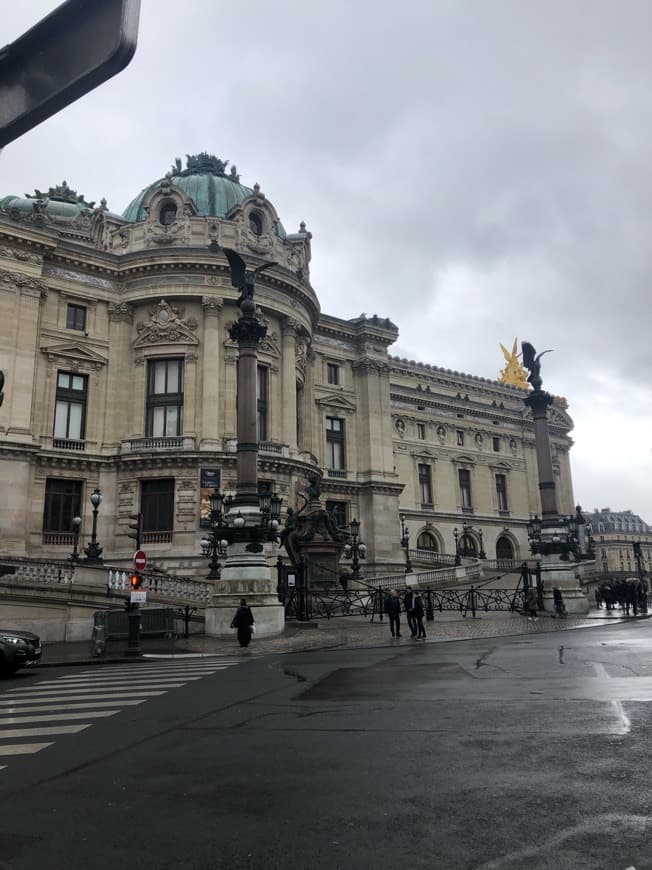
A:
492;436;501;452
66;303;87;331
326;500;348;529
459;468;472;510
257;365;268;442
417;423;426;441
456;430;465;446
54;372;87;443
327;363;340;385
496;473;509;512
43;478;82;532
141;479;175;533
326;416;345;469
418;463;433;506
146;359;183;437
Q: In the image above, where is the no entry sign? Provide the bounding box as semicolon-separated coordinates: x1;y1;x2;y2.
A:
134;550;147;571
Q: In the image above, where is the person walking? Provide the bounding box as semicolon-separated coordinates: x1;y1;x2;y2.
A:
384;589;402;638
231;598;255;647
404;585;417;637
552;586;566;618
414;591;426;639
594;587;603;609
526;585;538;621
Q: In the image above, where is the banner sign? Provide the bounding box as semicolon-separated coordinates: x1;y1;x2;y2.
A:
200;468;220;527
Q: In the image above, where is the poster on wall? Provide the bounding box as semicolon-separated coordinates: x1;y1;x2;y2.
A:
200;468;220;528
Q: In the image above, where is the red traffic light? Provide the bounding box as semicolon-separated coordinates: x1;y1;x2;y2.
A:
130;573;142;590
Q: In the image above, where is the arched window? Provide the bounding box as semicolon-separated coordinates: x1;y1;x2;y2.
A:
417;532;438;552
159;202;177;226
459;534;477;557
249;211;263;235
496;535;514;561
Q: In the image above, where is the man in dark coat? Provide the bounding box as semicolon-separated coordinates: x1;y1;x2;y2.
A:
413;592;426;639
231;598;255;647
404;586;417;637
384;590;402;638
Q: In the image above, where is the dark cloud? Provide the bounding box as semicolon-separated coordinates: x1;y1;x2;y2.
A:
2;0;651;517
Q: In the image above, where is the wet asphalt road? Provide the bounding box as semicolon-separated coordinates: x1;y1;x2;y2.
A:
1;621;652;870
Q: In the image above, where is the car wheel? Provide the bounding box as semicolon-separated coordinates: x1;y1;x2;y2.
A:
0;654;19;678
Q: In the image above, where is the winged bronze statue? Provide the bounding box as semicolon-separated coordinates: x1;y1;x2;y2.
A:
223;248;277;310
521;341;552;391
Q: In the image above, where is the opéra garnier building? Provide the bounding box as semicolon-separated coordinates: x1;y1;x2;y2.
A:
0;153;576;577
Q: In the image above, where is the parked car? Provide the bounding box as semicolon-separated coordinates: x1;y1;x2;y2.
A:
0;629;42;676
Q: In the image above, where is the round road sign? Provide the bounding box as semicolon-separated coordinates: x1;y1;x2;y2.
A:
134;549;147;571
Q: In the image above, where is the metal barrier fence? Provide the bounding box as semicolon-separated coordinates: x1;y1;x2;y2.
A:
283;581;526;622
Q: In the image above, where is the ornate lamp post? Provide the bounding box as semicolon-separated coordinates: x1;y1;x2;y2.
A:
70;515;82;562
453;527;460;565
84;488;103;562
400;514;413;574
344;518;366;581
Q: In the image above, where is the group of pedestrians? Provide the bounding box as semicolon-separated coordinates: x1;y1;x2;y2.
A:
525;585;566;621
384;586;427;639
594;579;647;616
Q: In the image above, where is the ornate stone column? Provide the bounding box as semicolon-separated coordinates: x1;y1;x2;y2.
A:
106;302;133;447
200;296;222;449
281;318;299;452
523;388;558;520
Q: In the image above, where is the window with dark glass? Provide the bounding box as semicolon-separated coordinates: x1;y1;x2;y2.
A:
326;417;345;469
66;303;87;331
54;372;87;442
249;211;263;235
492;436;501;452
418;463;433;505
495;535;514;560
146;359;184;437
417;531;438;551
326;500;348;529
496;474;508;511
159;202;177;225
257;365;268;441
43;478;82;532
458;468;472;510
327;363;339;385
141;479;174;532
456;430;465;446
417;423;426;440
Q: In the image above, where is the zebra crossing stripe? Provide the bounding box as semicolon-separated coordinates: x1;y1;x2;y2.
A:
0;742;52;756
0;700;147;714
0;691;166;705
0;724;91;739
0;711;119;725
6;684;186;695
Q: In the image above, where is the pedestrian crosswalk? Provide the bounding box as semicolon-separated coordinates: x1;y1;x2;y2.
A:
0;657;242;771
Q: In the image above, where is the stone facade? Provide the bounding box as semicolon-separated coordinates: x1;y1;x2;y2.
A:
586;508;652;581
0;156;576;579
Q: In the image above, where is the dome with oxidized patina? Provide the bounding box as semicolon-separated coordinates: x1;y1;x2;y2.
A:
122;153;286;238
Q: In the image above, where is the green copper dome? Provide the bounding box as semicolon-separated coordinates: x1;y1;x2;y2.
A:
0;181;96;219
122;153;286;237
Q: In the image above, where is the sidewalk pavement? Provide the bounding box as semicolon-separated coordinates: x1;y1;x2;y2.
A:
37;606;648;668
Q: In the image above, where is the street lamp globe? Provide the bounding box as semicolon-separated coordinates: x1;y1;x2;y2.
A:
90;488;102;508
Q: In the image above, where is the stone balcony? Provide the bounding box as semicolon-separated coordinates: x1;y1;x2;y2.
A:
121;435;196;454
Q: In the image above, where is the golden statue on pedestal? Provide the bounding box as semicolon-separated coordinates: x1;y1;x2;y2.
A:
498;338;529;388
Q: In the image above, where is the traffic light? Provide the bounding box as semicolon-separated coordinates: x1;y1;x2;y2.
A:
0;370;4;407
130;572;142;590
128;512;142;549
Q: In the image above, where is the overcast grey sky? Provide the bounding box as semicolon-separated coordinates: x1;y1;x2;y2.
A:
2;0;651;520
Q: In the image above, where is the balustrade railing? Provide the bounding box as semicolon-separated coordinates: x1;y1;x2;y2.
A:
0;557;75;585
107;569;212;602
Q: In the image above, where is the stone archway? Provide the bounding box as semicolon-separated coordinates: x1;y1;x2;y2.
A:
459;534;477;557
416;531;438;552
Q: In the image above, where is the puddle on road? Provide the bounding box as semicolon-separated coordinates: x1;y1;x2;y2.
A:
297;662;471;701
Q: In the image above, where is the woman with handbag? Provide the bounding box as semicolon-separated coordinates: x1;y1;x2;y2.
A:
231;598;255;647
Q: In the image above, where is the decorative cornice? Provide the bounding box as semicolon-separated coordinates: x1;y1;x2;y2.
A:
134;299;199;348
352;358;391;375
0;245;41;266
